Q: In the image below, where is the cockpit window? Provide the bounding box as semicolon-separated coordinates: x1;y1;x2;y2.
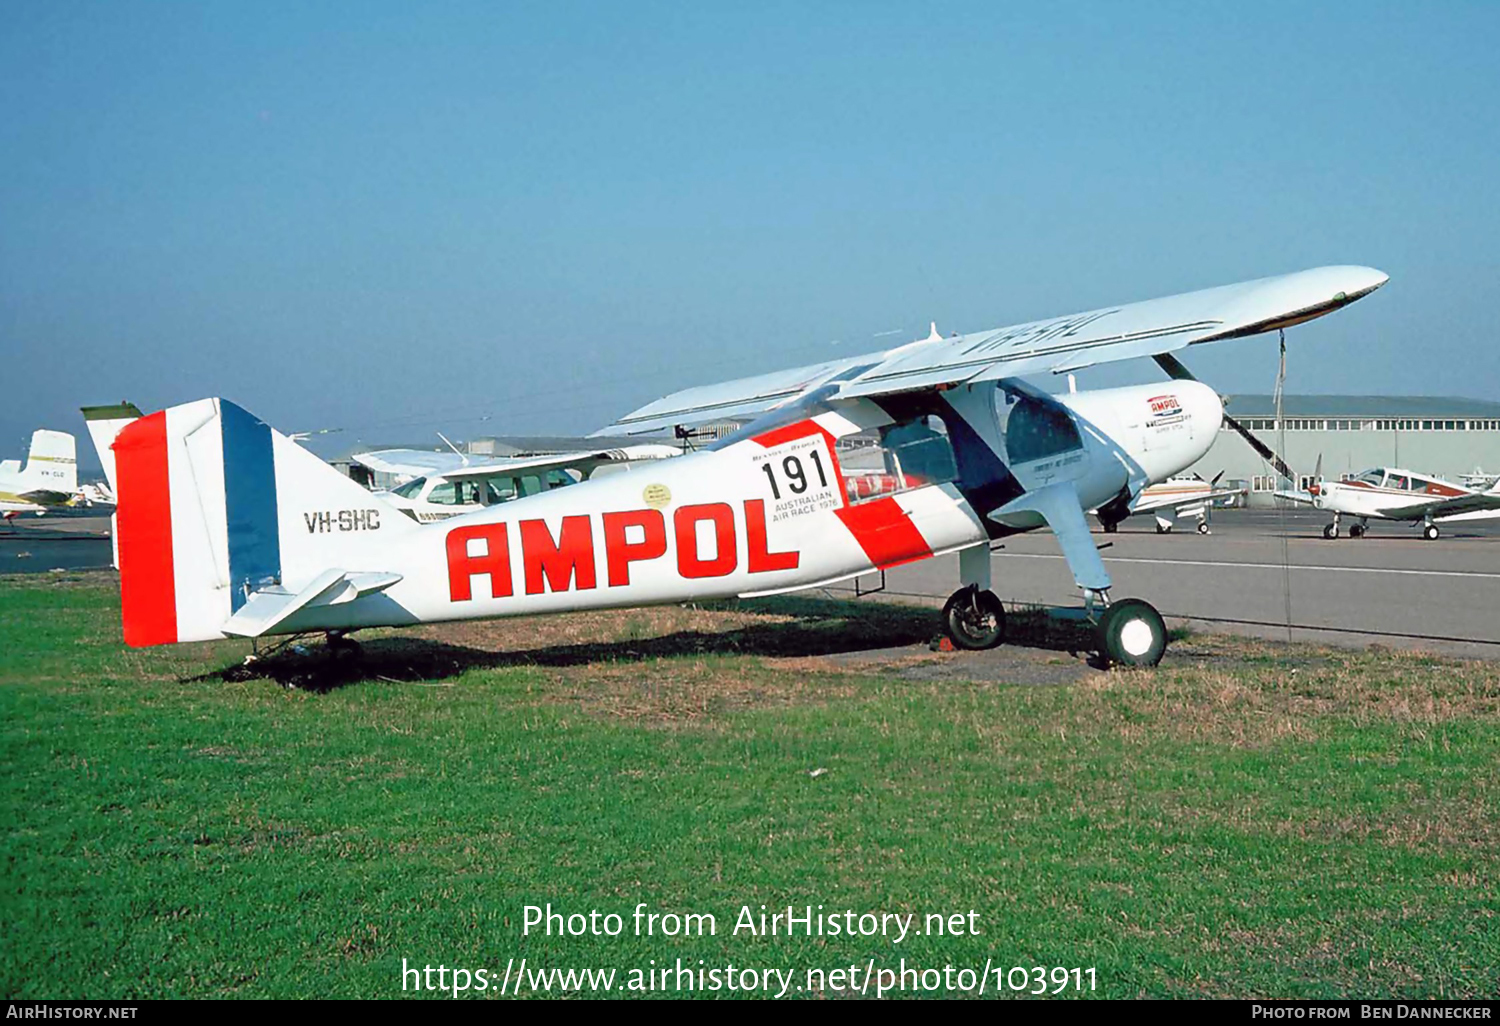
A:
1386;473;1410;491
1353;469;1385;486
879;416;957;489
426;481;464;505
392;476;426;498
995;390;1083;464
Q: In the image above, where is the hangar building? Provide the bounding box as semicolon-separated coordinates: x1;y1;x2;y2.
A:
1192;395;1500;506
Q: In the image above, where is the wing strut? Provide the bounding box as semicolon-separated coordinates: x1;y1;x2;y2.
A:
1152;351;1298;483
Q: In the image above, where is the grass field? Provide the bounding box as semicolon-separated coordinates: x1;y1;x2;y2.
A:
2;572;1497;999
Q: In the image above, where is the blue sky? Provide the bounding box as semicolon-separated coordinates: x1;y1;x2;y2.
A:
3;1;1497;467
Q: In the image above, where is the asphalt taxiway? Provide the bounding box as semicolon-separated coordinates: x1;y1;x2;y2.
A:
4;509;1497;657
824;508;1500;658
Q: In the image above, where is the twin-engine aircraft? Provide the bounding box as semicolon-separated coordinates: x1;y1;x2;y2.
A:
89;265;1386;666
1280;464;1500;539
0;429;78;522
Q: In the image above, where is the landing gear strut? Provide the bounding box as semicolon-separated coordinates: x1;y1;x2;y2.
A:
1322;512;1341;540
326;631;362;660
941;586;1006;650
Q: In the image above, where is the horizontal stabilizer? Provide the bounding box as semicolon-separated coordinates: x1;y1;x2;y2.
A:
221;569;403;638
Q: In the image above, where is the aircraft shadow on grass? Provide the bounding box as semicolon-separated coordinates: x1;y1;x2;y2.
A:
190;595;1099;691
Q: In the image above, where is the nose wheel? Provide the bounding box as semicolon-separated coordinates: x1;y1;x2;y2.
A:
942;587;1006;650
1096;598;1168;667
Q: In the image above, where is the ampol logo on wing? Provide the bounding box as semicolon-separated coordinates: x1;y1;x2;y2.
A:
1147;394;1184;426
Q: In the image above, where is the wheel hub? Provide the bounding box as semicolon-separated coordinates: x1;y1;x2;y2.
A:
1119;619;1154;657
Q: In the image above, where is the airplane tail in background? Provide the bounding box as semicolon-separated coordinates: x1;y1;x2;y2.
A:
80;403;144;494
112;399;413;647
18;429;77;496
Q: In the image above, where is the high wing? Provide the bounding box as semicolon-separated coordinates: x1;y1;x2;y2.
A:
352;449;469;479
355;444;680;482
1375;492;1500;520
436;444;679;481
594;265;1388;436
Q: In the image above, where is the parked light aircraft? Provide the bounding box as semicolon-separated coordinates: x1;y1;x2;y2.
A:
87;265;1385;666
354;445;680;523
0;430;78;521
1096;473;1242;535
1280;462;1500;539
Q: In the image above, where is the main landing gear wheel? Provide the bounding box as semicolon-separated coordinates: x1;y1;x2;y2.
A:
1196;521;1210;535
326;632;362;661
1096;599;1168;668
1349;524;1365;539
1156;524;1172;534
1322;523;1339;540
1423;523;1440;541
942;588;1006;650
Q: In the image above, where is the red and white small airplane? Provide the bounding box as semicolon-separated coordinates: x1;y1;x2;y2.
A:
85;265;1386;666
1096;473;1243;535
1280;463;1500;539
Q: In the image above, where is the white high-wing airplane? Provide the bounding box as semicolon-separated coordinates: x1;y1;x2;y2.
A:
0;429;78;521
1280;464;1500;539
88;265;1386;666
354;445;680;523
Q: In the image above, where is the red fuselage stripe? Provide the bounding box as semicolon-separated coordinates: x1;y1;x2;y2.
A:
115;412;177;647
834;496;932;569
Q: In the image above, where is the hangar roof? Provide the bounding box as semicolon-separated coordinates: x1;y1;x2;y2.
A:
1221;395;1500;418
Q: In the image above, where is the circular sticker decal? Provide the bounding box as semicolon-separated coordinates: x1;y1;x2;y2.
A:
642;483;672;509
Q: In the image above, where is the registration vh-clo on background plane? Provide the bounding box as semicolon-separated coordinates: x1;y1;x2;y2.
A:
86;265;1386;667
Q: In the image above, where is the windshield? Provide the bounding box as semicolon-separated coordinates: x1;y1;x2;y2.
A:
1353;469;1385;486
391;476;426;498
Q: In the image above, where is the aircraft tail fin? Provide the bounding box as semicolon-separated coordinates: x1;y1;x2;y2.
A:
112;399;413;647
80;403;144;493
18;429;77;495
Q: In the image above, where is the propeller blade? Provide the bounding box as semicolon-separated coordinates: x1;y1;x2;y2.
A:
1223;411;1298;484
1154;352;1300;486
1211;470;1225;486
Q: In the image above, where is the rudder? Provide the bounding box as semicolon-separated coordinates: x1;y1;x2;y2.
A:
113;399;411;646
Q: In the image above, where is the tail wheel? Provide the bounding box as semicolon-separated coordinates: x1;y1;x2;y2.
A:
1097;599;1168;667
1423;523;1440;540
942;589;1006;650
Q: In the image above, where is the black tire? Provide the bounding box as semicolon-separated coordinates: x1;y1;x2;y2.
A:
1097;599;1168;667
1322;523;1338;540
1349;524;1365;538
1196;521;1210;535
1423;523;1440;541
942;589;1006;650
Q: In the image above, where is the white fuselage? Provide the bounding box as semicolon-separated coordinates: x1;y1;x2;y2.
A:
1314;470;1500;525
262;381;1224;638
